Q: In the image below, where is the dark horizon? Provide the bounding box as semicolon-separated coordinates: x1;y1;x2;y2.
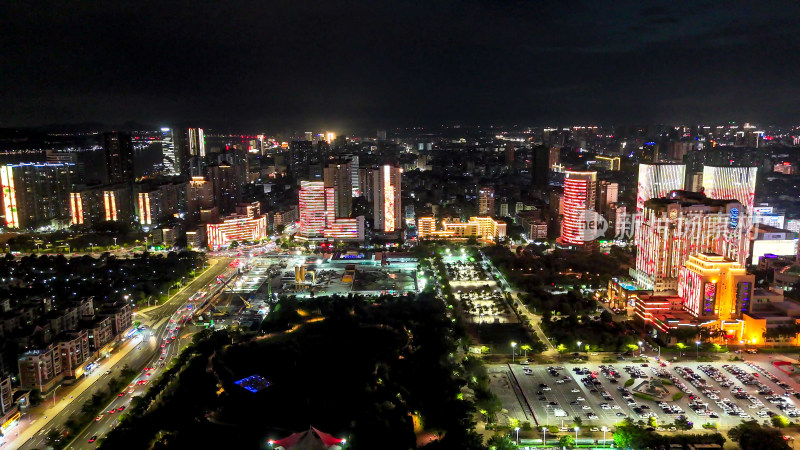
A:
2;1;799;130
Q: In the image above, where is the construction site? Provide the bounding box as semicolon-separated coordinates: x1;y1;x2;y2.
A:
192;253;420;329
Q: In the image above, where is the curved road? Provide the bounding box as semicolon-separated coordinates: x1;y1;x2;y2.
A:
11;258;232;450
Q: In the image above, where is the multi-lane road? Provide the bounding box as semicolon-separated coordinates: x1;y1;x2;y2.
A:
10;257;232;450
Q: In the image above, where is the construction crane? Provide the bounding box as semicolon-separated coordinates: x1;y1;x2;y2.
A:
219;274;253;309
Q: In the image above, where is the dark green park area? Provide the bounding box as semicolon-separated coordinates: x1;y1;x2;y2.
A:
100;293;490;449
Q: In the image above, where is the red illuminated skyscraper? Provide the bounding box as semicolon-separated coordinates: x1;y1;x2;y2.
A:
557;170;597;247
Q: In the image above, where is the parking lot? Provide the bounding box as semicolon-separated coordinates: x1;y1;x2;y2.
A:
494;357;800;437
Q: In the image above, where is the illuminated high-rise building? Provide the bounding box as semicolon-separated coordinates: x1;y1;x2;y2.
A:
348;155;360;197
636;163;685;212
298;180;364;241
298;181;328;239
632;191;751;292
702;166;758;213
186;128;205;157
678;252;754;321
0;163;75;229
187;176;214;223
373;165;402;232
478;186;495;216
160;127;180;176
323;160;353;217
136;182;183;228
557;170;597;247
182;127;206;176
103;131;134;184
101;186;132;223
205;163;239;216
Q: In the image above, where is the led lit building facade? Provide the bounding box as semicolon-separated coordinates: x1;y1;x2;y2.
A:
677;253;754;321
136;182;184;228
636;163;685;212
187;127;205;157
298;181;364;242
160;127;180;176
702;166;757;213
0;163;75;229
184;127;205;175
632;294;688;334
632;191;751;292
323;216;365;242
298;181;328;238
206;214;267;249
416;216;507;240
373;165;402;233
557;170;596;247
417;217;436;238
596;155;621;171
70;184;132;226
478;186;495;216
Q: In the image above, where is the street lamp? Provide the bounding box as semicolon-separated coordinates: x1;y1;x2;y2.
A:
52;385;60;406
577;341;582;352
696;340;701;359
574;426;579;443
601;426;608;447
113;237;118;249
511;342;517;363
542;427;547;447
90;243;94;253
515;427;520;444
638;340;643;357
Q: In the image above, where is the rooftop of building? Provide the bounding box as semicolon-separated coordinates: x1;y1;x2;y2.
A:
645;190;741;209
779;264;800;276
753;287;784;299
748;298;800;319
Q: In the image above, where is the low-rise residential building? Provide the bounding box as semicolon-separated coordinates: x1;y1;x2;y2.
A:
18;344;63;392
58;329;90;378
85;317;114;351
100;302;132;336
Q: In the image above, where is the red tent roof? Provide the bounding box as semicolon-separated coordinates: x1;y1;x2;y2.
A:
272;427;345;449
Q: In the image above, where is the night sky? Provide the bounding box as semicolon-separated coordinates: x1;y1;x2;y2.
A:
3;0;799;130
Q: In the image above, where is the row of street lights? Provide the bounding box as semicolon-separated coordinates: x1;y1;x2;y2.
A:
534;425;609;447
